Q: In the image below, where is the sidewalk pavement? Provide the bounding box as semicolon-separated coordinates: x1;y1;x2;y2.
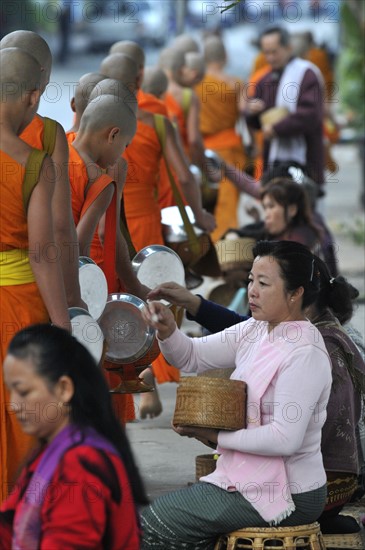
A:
126;143;365;525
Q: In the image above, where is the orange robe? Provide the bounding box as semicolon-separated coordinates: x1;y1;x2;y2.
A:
195;74;247;241
137;90;168;117
164;92;189;151
123;113;180;384
68;145;136;421
66;130;77;145
157;91;190;210
252;51;268;74
248;65;271;180
20;114;47;149
0;151;49;501
123;120;163;251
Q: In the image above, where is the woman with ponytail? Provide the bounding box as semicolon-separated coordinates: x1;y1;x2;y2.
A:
0;324;147;549
305;257;365;534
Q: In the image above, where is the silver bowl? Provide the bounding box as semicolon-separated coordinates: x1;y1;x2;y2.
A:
98;293;155;365
68;307;104;365
132;245;185;300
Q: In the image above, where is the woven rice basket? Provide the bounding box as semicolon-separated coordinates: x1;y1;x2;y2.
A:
215;238;255;273
260;106;289;126
173;376;246;430
195;453;220;481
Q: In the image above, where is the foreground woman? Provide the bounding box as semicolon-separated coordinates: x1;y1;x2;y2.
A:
0;325;147;548
141;241;332;549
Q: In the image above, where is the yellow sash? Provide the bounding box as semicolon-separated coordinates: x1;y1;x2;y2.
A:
0;248;35;286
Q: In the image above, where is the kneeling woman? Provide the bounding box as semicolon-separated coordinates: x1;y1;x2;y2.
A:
0;324;147;549
141;241;332;550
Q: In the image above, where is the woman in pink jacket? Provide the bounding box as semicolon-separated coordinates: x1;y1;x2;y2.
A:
141;240;332;550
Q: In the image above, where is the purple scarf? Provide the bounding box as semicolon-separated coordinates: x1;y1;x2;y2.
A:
13;424;118;550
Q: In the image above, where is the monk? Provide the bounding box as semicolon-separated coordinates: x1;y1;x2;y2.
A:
195;35;248;241
0;31;83;309
185;51;206;87
170;33;200;54
99;49;214;418
0;48;70;501
109;40;145;86
141;66;168;102
101;52;215;235
66;72;105;143
69;92;146;422
158;47;218;211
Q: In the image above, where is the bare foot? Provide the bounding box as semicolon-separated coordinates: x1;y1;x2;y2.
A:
139;369;163;419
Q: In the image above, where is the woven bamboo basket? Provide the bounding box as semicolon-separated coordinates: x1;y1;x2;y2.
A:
215;238;255;273
173;376;246;430
260;106;289;127
195;453;220;481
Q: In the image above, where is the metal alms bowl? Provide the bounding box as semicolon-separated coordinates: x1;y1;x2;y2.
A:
78;256;108;321
98;293;155;365
132;245;185;289
161;205;204;244
68;307;104;365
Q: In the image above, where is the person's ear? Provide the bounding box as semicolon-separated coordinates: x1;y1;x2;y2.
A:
108;127;120;143
70;97;76;113
56;375;74;405
288;204;298;219
290;286;304;303
28;89;41;108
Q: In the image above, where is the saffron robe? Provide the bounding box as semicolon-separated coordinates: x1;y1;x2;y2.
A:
68;145;136;420
0;151;49;502
195;74;247;241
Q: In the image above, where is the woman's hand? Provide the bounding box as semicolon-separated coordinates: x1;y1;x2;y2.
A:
172;424;219;448
147;282;201;316
142;301;176;341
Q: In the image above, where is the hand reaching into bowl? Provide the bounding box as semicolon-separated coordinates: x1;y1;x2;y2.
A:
142;300;177;341
147;282;202;316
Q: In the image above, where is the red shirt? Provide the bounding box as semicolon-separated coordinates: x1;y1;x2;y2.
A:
0;445;141;549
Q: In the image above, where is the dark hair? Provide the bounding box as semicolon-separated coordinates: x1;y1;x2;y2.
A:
314;255;359;324
261;178;321;238
7;324;148;506
260;26;291;47
261;162;318;209
253;240;320;309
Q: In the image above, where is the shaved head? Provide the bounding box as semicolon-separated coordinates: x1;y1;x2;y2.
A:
80;94;137;138
159;47;186;81
89;79;137;114
0;48;41;101
185;52;205;75
141;67;168;98
171;34;200;54
203;36;226;64
0;30;52;90
74;72;105;115
109;40;145;69
100;53;138;91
